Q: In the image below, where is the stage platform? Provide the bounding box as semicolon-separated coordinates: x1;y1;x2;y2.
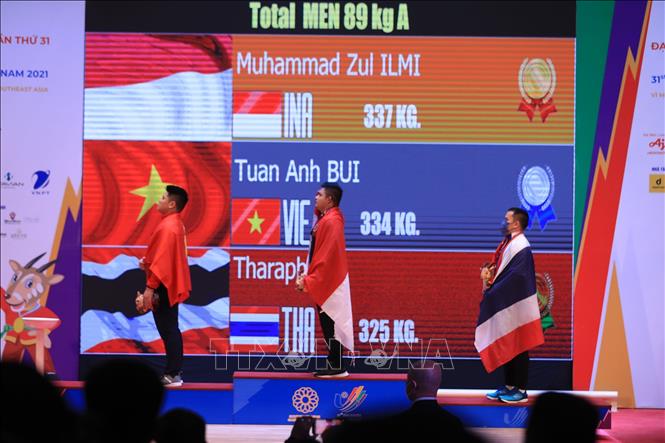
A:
56;372;616;428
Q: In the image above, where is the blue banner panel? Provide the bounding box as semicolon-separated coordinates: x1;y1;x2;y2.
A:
231;142;573;251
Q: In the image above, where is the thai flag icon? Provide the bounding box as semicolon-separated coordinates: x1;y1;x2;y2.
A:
232;91;283;138
230;306;280;352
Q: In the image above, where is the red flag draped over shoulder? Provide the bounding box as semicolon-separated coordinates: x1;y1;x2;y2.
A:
145;213;191;306
304;207;354;352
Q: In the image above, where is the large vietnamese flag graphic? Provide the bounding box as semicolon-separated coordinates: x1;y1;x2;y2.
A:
231;199;281;245
83;141;231;247
84;34;232;141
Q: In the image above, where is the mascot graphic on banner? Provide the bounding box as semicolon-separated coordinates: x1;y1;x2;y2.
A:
1;253;63;375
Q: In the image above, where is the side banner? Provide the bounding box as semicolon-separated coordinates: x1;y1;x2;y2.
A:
0;1;86;379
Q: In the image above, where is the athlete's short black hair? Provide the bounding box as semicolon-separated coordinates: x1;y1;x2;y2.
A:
508;207;529;230
321;182;343;206
166;185;189;212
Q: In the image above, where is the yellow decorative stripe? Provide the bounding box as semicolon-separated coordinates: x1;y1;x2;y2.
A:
42;178;82;306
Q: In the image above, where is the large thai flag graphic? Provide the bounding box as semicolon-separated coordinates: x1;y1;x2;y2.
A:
84;34;232;142
81;248;230;355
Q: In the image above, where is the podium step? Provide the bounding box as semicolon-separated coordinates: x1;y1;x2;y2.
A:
55;377;615;428
436;389;615;429
233;371;409;424
57;381;234;424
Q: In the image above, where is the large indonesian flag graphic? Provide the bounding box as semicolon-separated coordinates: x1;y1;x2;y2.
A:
84;34;232;142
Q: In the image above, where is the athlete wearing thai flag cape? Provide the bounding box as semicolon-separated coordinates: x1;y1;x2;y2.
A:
476;208;544;404
296;183;353;378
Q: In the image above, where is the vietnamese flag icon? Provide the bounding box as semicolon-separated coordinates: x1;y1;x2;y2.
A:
232;199;281;245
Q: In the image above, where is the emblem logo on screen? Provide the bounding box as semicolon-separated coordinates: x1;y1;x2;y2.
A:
517;165;556;230
518;58;557;122
292;387;319;414
536;272;555;330
334;386;367;415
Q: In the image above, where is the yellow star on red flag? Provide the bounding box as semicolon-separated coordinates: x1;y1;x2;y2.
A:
130;165;171;221
247;210;265;234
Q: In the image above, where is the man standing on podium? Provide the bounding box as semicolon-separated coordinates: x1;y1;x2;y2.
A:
135;185;192;387
475;207;544;403
296;182;354;378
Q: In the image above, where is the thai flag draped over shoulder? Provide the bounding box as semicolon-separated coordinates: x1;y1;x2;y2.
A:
304;208;354;352
474;235;544;373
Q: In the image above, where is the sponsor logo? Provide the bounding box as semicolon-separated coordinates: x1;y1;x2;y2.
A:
1;171;25;189
4;211;21;225
518;58;557;122
517;165;556;230
649;137;665;153
334;386;367;415
10;229;27;240
649;174;665;193
292;387;319;414
651;41;665;51
31;170;51;195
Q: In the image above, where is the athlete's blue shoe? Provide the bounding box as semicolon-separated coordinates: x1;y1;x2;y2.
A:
499;388;528;403
486;386;510;400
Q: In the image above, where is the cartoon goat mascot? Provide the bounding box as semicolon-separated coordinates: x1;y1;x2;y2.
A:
1;253;64;375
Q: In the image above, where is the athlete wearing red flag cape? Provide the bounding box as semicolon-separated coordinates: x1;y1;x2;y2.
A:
296;182;354;378
135;185;192;386
476;207;544;403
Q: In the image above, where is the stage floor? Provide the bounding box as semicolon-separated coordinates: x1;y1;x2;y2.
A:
203;409;665;443
205;424;522;443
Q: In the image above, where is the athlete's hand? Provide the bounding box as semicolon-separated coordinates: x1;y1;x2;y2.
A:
136;291;147;314
295;273;306;292
143;287;155;311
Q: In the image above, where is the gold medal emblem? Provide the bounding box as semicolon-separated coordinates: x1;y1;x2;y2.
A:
518;58;557;122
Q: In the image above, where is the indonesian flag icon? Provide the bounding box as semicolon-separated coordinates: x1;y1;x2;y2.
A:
233;91;282;139
232;199;281;245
